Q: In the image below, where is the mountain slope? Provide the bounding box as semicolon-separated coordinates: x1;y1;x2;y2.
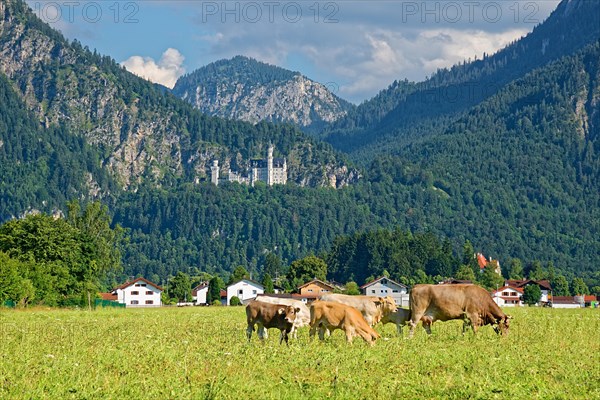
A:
173;56;354;132
0;72;118;220
0;0;357;189
324;0;600;161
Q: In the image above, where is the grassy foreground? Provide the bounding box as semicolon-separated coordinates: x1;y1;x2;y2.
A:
0;306;598;399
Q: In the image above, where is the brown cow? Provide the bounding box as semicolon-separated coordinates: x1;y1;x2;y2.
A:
309;300;381;345
408;284;511;337
319;293;397;326
246;301;301;345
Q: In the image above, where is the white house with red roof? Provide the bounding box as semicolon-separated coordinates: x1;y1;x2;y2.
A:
490;285;524;307
109;277;163;307
361;276;409;307
505;279;552;304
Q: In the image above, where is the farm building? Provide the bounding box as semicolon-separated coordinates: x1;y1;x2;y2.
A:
100;277;163;308
361;276;409;307
192;282;209;305
226;279;264;305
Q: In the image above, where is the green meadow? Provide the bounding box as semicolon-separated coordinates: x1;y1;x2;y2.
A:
1;306;598;399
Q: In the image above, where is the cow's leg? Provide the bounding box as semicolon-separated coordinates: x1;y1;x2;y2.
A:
465;312;479;334
309;324;317;341
396;323;402;336
345;327;355;344
421;316;432;335
246;323;254;341
279;329;290;345
409;312;425;338
318;325;326;341
462;316;469;335
257;324;266;341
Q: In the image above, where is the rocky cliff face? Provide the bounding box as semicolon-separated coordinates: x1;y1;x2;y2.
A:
0;1;359;189
172;56;354;131
0;1;182;188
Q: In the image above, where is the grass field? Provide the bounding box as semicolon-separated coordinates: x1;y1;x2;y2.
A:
1;306;598;399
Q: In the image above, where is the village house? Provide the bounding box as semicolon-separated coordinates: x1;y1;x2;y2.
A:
361;276;409;307
226;279;264;305
296;279;337;303
505;279;552;304
192;281;209;305
100;277;163;308
490;285;524;307
477;253;502;275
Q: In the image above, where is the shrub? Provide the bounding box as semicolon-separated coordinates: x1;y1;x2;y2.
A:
230;296;242;306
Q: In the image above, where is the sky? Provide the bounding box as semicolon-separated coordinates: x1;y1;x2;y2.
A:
27;0;561;103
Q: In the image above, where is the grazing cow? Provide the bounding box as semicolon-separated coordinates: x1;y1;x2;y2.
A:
310;300;380;345
408;284;511;337
246;301;301;345
254;295;310;338
319;293;397;326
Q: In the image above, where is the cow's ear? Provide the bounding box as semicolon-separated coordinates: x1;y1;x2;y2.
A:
277;308;286;315
295;307;301;313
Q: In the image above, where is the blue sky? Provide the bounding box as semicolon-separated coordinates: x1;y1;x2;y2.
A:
27;0;561;103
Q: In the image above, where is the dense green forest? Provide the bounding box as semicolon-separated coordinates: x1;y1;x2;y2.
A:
0;202;124;306
0;0;599;301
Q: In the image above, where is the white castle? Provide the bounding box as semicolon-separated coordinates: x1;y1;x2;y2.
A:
211;145;287;186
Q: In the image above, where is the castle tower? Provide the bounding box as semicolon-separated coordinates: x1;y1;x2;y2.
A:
211;160;219;186
267;144;274;186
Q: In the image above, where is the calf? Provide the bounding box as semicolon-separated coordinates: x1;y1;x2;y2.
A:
310;300;380;345
379;308;433;336
253;295;310;338
246;301;300;345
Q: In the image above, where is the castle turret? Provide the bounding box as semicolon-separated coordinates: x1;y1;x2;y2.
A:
211;160;219;185
267;144;274;186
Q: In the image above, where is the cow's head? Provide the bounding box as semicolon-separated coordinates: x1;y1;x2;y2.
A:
278;305;301;324
493;315;511;335
375;296;398;314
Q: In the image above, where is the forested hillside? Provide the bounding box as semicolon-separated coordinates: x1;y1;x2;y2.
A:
115;42;600;291
0;73;118;219
324;0;600;161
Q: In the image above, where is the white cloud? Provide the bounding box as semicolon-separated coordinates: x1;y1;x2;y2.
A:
314;27;529;101
121;48;185;88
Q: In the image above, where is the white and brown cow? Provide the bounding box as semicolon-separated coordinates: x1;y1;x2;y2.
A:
379;308;434;336
246;300;301;345
253;295;310;338
309;300;380;345
318;293;397;326
408;284;511;337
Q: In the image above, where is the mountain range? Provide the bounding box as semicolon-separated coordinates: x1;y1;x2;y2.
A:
0;0;599;288
173;56;354;132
